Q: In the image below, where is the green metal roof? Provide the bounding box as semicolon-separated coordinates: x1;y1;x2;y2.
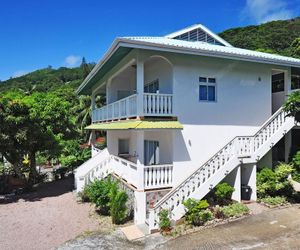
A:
77;47;132;95
85;120;183;130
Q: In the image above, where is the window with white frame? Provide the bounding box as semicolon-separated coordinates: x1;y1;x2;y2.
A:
199;77;216;102
144;79;159;93
118;139;129;155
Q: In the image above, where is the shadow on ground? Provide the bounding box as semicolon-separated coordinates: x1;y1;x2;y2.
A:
1;176;74;203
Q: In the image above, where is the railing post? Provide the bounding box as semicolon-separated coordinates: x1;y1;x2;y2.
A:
148;209;156;233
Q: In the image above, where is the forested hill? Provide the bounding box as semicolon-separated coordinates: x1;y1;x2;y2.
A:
0;61;95;93
219;17;300;58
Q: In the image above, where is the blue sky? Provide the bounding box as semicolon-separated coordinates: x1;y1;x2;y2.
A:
1;0;299;81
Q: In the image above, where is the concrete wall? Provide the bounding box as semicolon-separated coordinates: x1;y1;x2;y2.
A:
107;130;173;164
144;57;173;94
107;67;136;103
272;91;285;114
168;53;288;183
97;49;290;187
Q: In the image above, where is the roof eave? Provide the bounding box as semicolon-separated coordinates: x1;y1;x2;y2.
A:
120;39;300;68
76;38;122;95
77;38;300;96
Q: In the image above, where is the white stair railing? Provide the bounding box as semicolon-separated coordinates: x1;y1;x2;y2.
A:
75;148;112;192
148;108;294;230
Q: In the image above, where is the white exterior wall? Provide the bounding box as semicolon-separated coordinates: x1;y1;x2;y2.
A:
107;130;173;164
144;57;173;94
169;53;288;184
107;68;136;103
272;91;285;114
94;49;290;188
107;130;137;156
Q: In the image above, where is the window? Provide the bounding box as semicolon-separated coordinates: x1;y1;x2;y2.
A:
144;79;159;93
118;139;129;155
291;67;300;90
272;73;284;93
199;77;216;102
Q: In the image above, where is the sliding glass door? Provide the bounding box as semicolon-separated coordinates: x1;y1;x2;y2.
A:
144;140;159;165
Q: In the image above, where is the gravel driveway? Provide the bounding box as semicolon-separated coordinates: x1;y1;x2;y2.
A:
0;177;100;250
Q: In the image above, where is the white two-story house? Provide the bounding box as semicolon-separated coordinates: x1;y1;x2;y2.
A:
75;24;300;232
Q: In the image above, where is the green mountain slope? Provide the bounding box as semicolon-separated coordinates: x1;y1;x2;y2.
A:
0;63;95;93
219;17;300;58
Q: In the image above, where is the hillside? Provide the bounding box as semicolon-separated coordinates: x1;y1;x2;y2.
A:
0;62;95;93
219;17;300;58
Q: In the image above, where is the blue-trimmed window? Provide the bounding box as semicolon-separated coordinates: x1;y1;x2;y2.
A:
199;77;216;102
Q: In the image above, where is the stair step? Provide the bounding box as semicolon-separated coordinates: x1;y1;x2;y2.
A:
120;224;146;241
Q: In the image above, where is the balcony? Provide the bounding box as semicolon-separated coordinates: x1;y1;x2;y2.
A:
92;93;173;123
111;155;173;190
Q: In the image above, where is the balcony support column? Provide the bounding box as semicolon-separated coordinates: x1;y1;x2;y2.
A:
136;54;144;117
134;130;146;224
136;130;145;190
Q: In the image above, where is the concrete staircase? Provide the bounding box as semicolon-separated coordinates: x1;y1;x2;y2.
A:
74;148;112;193
147;108;295;231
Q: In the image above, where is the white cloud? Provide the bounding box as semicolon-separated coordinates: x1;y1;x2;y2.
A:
64;55;81;67
243;0;294;24
12;70;28;78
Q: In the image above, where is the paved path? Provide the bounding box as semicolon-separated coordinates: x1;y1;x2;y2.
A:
160;205;300;250
0;177;100;250
58;205;300;250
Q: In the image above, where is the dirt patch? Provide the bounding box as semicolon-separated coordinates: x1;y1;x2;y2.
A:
0;177;107;250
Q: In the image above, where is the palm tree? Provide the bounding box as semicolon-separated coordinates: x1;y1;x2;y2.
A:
74;95;105;141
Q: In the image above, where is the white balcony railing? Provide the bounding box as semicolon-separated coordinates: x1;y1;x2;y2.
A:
92;94;137;122
92;93;173;122
143;93;173;116
144;164;173;189
111;155;173;190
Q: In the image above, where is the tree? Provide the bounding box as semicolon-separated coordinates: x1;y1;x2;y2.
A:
74;95;105;141
80;57;91;78
291;38;300;58
0;91;75;184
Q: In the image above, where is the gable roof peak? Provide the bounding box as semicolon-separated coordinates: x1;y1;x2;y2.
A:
165;23;233;47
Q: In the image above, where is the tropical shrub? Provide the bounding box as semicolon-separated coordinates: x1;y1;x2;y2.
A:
292;151;300;182
214;183;235;205
221;203;249;218
259;196;287;207
109;188;128;224
159;209;171;231
79;187;90;202
183;199;212;226
292;151;300;169
274;163;294;197
257;168;277;198
275;163;294;180
85;177;117;215
283;90;300;122
257;164;294;198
